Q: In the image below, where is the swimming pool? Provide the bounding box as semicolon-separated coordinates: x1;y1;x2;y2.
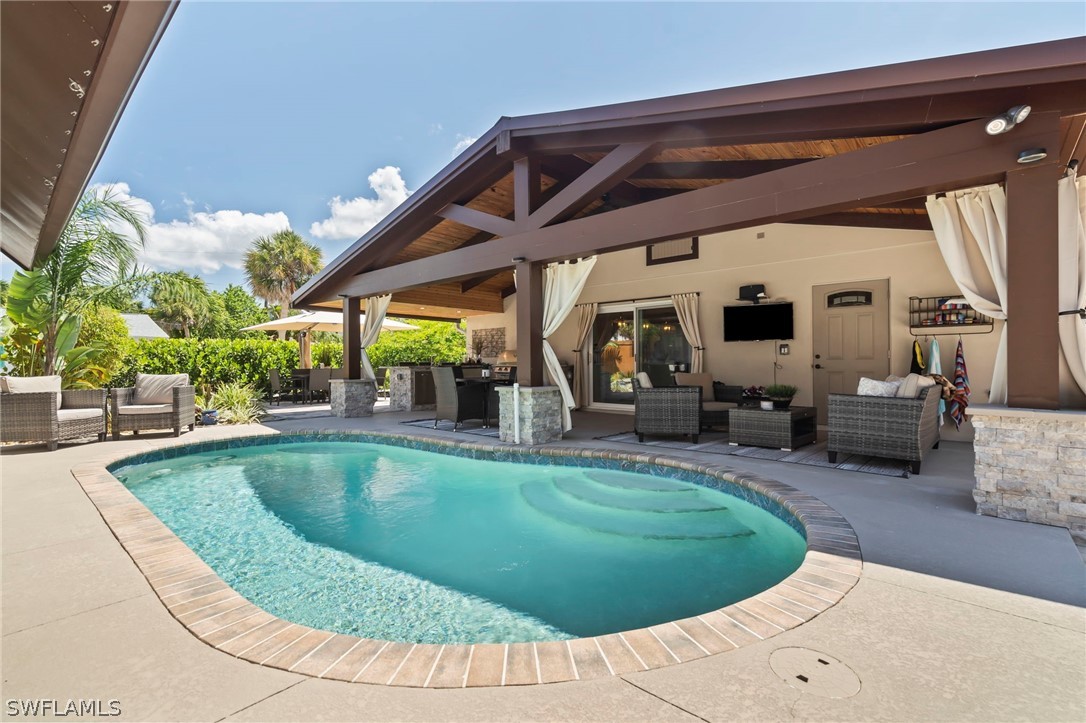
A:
113;434;806;645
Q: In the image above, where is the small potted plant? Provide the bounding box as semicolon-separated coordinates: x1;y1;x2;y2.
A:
765;384;798;410
742;385;766;408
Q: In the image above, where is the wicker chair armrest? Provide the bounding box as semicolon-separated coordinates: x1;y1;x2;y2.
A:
713;383;744;403
62;388;107;410
0;392;60;424
173;385;196;417
828;393;927;424
111;387;135;413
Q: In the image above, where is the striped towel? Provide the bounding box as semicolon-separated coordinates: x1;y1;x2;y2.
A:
948;339;970;430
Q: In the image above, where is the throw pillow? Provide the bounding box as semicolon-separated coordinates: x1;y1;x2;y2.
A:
895;373;937;399
3;375;63;410
634;372;653;389
134;373;189;404
857;377;901;397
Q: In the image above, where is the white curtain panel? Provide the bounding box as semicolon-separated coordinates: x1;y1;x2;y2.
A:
926;185;1009;404
671;292;704;373
359;294;392;382
572;302;598;408
541;257;597;430
1058;170;1086;395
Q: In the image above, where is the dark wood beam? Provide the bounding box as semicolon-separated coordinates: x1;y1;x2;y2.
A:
514;156;541;224
332;114;1061;299
540;155;643;206
515;261;544;386
501;285;517;299
527;142;659;229
1006;161;1061;409
436;203;518;237
631;159;811;179
460;273;498;294
790;212;932;231
508;80;1086;155
341;296;362;379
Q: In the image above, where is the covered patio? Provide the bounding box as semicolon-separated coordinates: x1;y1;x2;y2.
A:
294;38;1086;540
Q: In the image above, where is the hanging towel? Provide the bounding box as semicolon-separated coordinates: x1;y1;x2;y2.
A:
910;340;926;374
948;339;971;430
927;338;946;427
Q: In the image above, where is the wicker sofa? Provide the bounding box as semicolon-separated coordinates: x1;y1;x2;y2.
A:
111;373;195;440
827;385;941;474
0;376;107;450
633;379;702;443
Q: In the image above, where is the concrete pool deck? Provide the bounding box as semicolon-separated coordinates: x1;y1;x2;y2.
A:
2;409;1084;721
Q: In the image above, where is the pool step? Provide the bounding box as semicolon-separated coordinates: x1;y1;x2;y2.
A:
584;470;697;493
521;482;753;540
553;476;728;513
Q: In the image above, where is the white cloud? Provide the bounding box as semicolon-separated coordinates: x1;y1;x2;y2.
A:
309;166;411;241
453;134;478;155
90;182;290;274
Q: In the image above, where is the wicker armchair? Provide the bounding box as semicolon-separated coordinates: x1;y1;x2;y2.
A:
431;366;487;429
0;388;107;450
827;385;940;474
111;383;195;440
633;379;702;443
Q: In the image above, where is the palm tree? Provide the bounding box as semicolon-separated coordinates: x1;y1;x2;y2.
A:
149;271;211;338
1;186;147;380
243;230;323;338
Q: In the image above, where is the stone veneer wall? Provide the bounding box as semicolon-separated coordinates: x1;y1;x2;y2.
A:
470;328;505;358
971;405;1086;542
330;379;377;418
497;386;563;445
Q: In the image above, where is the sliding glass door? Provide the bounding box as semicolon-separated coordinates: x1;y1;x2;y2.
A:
589;300;691;410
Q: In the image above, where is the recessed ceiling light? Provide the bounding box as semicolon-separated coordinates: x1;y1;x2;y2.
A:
1017;148;1047;164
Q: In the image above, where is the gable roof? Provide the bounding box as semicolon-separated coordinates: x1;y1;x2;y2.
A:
120;313;169;339
294;37;1086;316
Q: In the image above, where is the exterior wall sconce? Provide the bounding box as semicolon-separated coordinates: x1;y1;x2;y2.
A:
1016;148;1048;164
985;104;1031;135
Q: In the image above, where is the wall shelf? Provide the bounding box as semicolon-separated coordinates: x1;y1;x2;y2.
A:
909;295;994;336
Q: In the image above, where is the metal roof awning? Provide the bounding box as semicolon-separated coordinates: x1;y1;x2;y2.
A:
0;0;177;269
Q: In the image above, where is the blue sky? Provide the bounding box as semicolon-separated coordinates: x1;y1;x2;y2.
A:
37;2;1086;289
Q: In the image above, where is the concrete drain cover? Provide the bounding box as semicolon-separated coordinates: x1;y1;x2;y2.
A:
769;648;861;699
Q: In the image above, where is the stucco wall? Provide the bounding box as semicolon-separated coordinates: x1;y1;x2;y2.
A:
465;222;1085;440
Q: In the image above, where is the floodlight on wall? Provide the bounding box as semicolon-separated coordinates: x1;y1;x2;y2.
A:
985;104;1032;135
1017;148;1048;164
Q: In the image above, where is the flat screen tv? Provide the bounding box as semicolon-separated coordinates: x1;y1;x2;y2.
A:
723;302;794;341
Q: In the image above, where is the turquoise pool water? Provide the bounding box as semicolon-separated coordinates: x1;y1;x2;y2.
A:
116;439;805;644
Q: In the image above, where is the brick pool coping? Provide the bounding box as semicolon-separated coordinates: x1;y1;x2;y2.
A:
70;427;862;688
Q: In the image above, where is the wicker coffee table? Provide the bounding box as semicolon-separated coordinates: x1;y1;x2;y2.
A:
728;406;817;451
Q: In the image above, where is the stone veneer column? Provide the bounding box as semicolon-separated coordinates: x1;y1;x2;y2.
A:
330;379;377;418
970;405;1086;543
497;386;563;445
387;367;413;412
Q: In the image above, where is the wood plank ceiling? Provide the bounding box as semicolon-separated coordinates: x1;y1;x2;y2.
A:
367;134;926;318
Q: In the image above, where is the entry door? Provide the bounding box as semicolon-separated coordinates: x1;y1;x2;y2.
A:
812;280;890;425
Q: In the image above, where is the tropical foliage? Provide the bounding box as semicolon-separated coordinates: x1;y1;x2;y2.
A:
244;230;323;336
111;338;299;393
207;381;265;424
149;271;211;338
1;187;147;387
367;320;466;368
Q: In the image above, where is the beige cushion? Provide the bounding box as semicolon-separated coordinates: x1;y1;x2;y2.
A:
3;375;62;410
57;408;102;422
134;373;188;404
118;403;174;416
895;373;937;399
857;377;901;397
702;401;736;412
675;372;713;400
634;372;653;389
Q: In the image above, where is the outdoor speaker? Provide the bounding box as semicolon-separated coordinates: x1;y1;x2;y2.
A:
738;284;766;302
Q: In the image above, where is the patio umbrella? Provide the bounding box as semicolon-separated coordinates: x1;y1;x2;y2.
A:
242;311;419;368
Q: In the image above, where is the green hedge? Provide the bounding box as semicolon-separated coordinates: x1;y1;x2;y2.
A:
111;339;299;394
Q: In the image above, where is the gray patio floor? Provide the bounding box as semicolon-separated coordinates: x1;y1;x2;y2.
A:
2;409;1083;722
